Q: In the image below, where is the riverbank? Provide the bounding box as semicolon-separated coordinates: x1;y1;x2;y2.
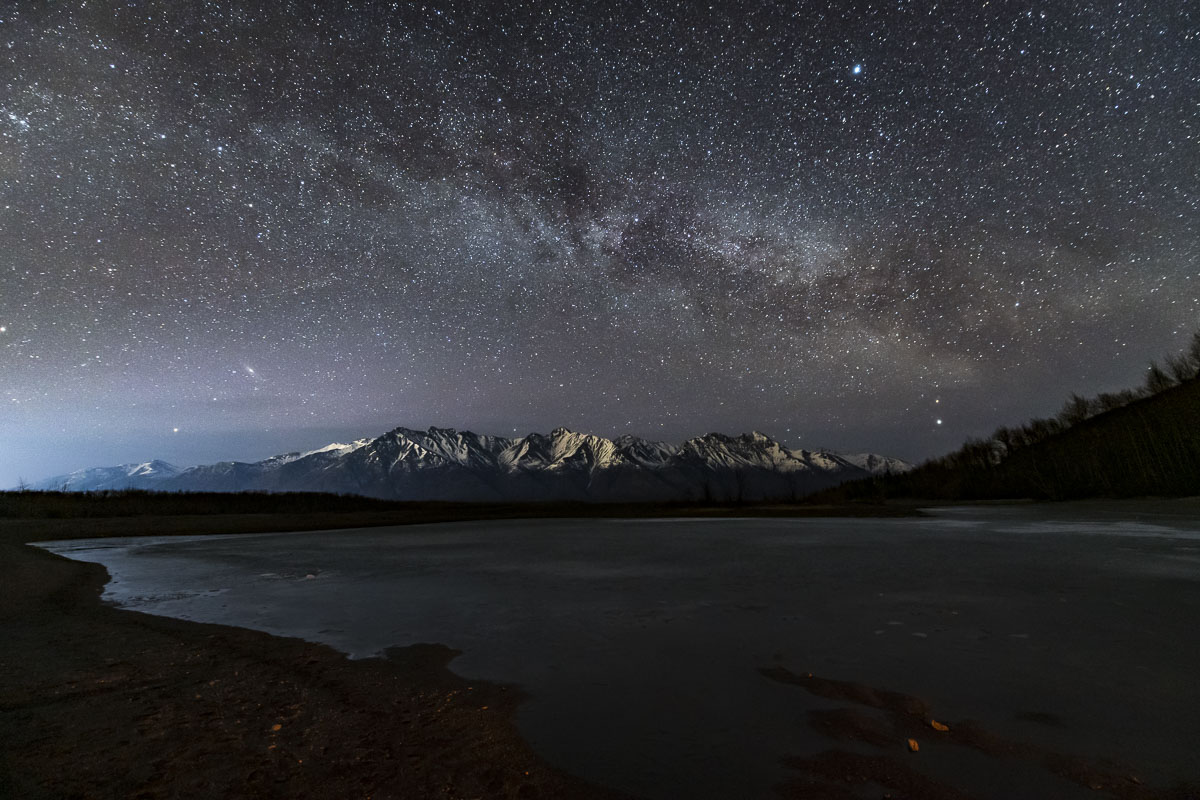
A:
6;501;1197;799
0;516;635;799
1;502;910;799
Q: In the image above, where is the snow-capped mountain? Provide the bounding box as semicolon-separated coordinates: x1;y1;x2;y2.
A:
22;427;910;501
157;439;374;492
838;452;912;475
27;460;182;492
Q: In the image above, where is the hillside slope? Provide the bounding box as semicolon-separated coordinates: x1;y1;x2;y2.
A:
821;377;1200;502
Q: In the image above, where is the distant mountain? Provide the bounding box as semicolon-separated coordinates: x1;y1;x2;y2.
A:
24;427;910;502
31;460;182;492
834;452;913;476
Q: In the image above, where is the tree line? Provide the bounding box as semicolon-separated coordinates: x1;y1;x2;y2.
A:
818;331;1200;502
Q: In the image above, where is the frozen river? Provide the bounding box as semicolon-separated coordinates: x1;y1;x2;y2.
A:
40;503;1200;799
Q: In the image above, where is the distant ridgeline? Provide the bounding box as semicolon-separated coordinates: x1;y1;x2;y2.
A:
15;429;911;504
821;333;1200;502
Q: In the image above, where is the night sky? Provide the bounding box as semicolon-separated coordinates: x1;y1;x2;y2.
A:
2;1;1197;486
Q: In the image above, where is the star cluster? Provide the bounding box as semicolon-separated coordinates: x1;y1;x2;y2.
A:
1;1;1197;483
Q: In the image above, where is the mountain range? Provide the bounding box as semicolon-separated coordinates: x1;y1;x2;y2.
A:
24;426;911;502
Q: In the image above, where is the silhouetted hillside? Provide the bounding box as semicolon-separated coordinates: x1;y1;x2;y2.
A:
817;335;1200;502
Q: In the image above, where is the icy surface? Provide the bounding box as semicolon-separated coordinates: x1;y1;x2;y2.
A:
39;503;1200;799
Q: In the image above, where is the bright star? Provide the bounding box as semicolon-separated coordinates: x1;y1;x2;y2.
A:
852;64;863;75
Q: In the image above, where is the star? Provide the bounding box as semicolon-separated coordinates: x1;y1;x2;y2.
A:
0;0;1194;488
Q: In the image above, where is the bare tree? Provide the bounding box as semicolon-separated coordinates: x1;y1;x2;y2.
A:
992;426;1015;457
1187;331;1200;375
1057;393;1092;427
1166;353;1195;383
1145;360;1174;394
1096;390;1135;413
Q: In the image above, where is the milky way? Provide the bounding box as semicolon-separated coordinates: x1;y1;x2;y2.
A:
1;1;1197;484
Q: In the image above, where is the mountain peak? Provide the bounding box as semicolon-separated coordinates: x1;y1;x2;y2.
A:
25;424;910;500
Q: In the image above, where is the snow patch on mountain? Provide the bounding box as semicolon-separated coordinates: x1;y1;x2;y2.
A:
26;460;181;491
838;452;913;475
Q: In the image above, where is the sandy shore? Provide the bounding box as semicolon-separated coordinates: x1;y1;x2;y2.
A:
0;517;630;800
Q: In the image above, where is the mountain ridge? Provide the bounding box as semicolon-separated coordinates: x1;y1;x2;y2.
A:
24;426;911;502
